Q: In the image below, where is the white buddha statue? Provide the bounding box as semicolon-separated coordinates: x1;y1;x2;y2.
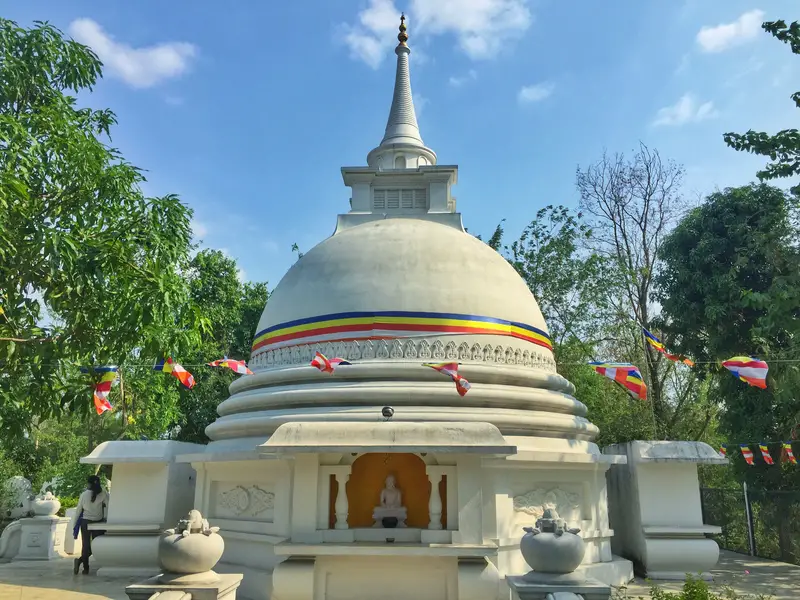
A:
372;474;407;528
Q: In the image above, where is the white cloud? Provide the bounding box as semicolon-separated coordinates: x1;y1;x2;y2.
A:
261;240;279;254
342;0;401;69
652;94;718;127
68;18;197;88
236;267;247;283
343;0;532;67
191;219;208;240
449;69;477;87
411;0;532;59
414;92;429;117
517;82;554;104
696;10;764;53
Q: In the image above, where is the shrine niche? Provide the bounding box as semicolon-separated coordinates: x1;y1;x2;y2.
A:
330;453;444;529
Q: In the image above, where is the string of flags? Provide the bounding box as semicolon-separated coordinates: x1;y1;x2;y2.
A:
423;362;471;396
721;357;768;389
719;442;798;466
81;356;256;415
80;366;118;415
589;362;648;400
310;351;351;374
154;357;196;389
207;358;254;375
308;352;473;396
643;328;695;367
77;322;776;415
642;328;769;387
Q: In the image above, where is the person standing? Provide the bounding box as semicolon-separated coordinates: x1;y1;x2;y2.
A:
70;475;108;574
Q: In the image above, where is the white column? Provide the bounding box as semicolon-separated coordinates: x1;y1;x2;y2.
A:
334;472;350;530
427;471;443;530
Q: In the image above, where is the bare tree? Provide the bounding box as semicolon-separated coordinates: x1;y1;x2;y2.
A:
576;142;690;438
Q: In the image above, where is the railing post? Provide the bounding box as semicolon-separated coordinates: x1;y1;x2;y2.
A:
743;481;756;556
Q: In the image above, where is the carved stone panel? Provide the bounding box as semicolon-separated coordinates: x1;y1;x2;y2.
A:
214;484;276;521
512;487;582;522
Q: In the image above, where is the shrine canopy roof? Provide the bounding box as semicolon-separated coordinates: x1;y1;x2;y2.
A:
257;421;516;456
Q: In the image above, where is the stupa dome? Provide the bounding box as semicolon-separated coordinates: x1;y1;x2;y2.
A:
205;218;597;443
257;218;548;343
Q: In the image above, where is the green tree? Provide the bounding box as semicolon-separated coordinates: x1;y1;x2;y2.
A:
656;183;800;560
171;250;268;444
575;143;706;440
486;206;655;443
495;206;614;352
0;19;202;435
724;20;800;194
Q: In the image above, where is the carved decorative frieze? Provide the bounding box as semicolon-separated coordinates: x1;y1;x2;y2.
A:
218;485;275;517
250;340;557;373
513;488;581;519
418;340;432;359
390;340;404;359
376;340;390;359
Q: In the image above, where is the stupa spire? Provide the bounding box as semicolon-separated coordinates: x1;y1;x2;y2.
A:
380;14;423;148
365;14;437;169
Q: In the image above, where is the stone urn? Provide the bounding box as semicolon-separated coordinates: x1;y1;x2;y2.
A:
31;491;61;517
158;510;224;583
520;507;585;574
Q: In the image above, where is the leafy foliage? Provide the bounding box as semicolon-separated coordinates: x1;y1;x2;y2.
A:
171;250;268;444
656;183;800;503
613;575;772;599
0;19;203;435
485;206;657;441
500;206;614;350
724;20;800;194
576;143;692;437
0;21;268;493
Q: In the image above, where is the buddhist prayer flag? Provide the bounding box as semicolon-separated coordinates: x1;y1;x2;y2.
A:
79;366;119;415
154;357;195;389
642;328;695;367
310;351;351;374
759;444;774;465
722;357;768;389
588;362;647;401
740;444;755;465
719;444;727;458
783;442;797;465
423;362;471;396
208;358;253;375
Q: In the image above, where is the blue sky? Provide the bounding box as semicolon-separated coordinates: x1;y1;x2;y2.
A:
7;1;798;287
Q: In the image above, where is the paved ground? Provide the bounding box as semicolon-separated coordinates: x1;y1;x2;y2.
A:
619;551;797;599
0;550;796;599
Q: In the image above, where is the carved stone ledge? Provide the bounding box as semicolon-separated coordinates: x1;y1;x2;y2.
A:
249;339;557;373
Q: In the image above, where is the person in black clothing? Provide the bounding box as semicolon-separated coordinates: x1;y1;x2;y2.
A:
70;475;108;574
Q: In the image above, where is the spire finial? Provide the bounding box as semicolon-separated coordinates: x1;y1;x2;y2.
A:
398;13;408;45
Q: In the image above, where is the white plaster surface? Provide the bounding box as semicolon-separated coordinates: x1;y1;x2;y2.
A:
603;441;724;580
81;440;205;577
255;217;548;336
11;516;69;562
259;421;514;455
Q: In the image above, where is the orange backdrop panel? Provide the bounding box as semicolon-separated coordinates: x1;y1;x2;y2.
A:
339;452;445;528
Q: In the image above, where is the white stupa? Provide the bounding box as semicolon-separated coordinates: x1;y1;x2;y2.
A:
79;15;727;600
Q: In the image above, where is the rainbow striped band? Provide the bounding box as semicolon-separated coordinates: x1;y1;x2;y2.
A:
252;310;553;354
